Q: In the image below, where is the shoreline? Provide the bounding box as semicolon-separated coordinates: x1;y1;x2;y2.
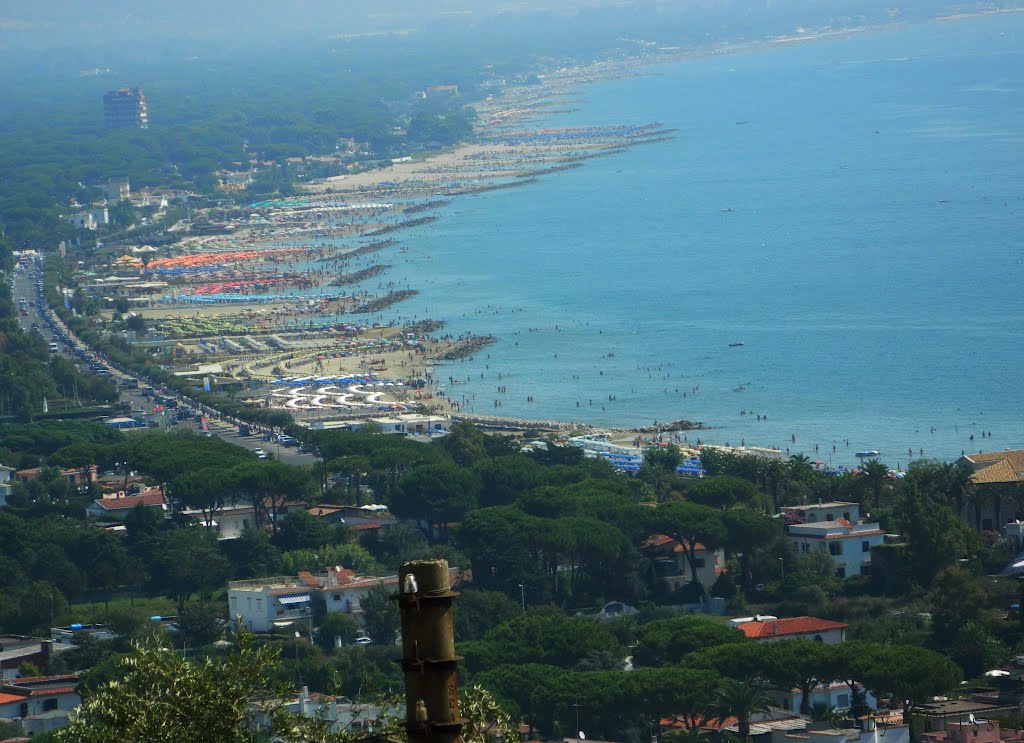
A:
127;7;1020;462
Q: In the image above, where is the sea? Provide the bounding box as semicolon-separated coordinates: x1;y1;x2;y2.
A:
349;14;1024;467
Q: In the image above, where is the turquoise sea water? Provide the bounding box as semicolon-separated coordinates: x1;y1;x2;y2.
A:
367;15;1024;465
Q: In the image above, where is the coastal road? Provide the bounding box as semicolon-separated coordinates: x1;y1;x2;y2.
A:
9;262;318;467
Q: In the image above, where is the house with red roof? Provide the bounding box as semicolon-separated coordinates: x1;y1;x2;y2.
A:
781;502;886;579
728;615;848;643
85;487;166;519
0;673;80;738
956;450;1024;533
641;533;727;592
660;707;809;742
15;466;96;488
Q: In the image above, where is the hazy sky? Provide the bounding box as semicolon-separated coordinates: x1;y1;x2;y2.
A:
0;1;995;53
0;1;597;48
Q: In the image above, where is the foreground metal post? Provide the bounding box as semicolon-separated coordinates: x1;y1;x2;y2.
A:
396;559;464;743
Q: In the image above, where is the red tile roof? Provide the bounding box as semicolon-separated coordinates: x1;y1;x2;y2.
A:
959;450;1024;485
27;687;76;695
644;534;674;549
0;692;25;705
91;492;165;510
644;534;710;552
737;616;848;639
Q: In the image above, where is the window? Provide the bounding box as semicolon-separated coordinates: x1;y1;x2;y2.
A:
20;702;28;717
801;543;810;553
843;512;851;521
829;542;843;556
43;698;58;712
825;513;833;521
862;540;871;553
836;567;847;578
837;694;850;709
693;558;706;568
333;594;341;601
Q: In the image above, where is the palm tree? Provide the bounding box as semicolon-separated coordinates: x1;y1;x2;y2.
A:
940;462;975;521
858;459;890;511
788;454;814;480
713;678;771;743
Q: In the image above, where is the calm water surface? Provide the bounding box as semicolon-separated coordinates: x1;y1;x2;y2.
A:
361;15;1024;466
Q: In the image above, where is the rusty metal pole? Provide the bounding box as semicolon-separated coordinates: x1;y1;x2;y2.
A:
396;559;464;743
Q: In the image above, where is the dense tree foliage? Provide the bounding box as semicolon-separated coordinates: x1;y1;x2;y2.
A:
0;413;1014;743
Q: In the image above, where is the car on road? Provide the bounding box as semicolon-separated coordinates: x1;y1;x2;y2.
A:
278;435;298;447
254;448;268;459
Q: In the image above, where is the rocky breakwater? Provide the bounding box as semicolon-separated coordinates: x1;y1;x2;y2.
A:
632;419;705;433
438;335;496;360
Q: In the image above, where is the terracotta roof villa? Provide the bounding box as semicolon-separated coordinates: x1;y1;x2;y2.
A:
957;450;1024;485
729;615;848;642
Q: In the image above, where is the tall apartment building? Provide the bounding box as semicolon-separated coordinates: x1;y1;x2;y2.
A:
103;87;148;129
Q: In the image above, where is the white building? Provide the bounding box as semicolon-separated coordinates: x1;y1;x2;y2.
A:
781;501;861;524
769;681;878;713
182;500;306;540
227;566;462;633
642;533;727;591
0;673;81;737
62;207;109;231
105;177;130;201
782;502;886;579
0;464;14;507
783;722;909;743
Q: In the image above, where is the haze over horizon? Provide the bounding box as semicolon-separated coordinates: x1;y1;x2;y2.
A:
0;0;996;53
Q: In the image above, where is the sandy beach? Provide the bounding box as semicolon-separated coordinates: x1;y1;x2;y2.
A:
97;7;1022;454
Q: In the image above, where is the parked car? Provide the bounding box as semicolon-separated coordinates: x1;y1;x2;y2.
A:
354;636;372;646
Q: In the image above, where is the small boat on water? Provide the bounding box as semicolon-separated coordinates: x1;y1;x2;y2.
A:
856;450;880;458
728;341;744;347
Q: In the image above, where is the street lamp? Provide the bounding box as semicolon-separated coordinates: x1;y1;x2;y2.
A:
779;557;785;583
518;583;525;612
